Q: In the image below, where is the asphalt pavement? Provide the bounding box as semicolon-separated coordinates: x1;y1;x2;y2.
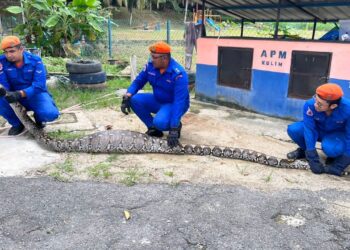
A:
0;177;349;249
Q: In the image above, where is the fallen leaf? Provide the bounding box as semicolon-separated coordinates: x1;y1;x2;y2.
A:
124;210;131;220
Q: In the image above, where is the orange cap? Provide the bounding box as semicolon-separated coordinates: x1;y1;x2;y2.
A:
1;36;21;50
316;83;343;101
149;41;171;54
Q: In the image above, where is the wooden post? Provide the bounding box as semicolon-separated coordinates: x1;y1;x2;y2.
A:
184;22;196;70
274;0;281;39
130;55;137;81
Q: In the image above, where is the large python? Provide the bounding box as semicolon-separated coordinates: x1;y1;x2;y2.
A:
1;86;348;175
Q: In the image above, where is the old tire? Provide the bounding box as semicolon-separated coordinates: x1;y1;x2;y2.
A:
66;60;102;74
187;71;196;84
186;71;196;91
69;71;106;84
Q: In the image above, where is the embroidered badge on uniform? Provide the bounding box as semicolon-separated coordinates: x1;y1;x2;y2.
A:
175;74;183;80
166;80;171;83
306;107;313;116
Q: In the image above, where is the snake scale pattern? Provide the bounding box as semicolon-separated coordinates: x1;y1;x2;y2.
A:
9;102;350;175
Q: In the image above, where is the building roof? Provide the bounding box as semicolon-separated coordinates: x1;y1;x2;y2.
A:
196;0;350;22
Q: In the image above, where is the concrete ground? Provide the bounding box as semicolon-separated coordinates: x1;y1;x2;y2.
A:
0;136;60;176
0;111;94;177
0;98;349;249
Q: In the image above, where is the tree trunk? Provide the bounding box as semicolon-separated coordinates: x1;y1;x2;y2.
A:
0;14;3;34
129;12;133;26
139;0;145;10
103;0;111;7
169;0;181;12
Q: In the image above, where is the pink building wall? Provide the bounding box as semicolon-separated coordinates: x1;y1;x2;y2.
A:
197;38;350;80
195;37;350;119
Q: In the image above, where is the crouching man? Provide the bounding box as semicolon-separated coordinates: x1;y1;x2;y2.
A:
0;36;59;135
120;41;189;148
287;83;350;176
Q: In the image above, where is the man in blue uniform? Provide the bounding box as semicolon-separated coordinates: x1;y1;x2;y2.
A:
0;36;59;135
121;41;189;148
287;83;350;176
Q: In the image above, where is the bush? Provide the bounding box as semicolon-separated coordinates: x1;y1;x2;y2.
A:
6;0;108;56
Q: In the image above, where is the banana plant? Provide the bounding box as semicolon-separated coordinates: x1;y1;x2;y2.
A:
6;0;107;56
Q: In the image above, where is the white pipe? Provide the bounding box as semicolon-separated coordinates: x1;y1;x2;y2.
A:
184;0;188;23
20;0;25;24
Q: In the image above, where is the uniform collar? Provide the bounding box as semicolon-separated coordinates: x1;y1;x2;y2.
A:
164;58;174;73
22;51;31;65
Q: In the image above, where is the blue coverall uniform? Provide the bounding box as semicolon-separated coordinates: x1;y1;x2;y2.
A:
0;51;59;127
287;97;350;158
127;58;189;131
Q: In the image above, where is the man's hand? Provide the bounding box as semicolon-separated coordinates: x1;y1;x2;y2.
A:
0;85;6;97
5;91;22;103
167;127;180;148
121;95;131;115
305;149;325;174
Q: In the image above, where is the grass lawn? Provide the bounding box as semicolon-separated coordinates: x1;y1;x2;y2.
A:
48;78;129;110
43;56;139;111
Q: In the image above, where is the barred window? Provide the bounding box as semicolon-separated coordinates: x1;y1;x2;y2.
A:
288;51;332;99
218;47;253;90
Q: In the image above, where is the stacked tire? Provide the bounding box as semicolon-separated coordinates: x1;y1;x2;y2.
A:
66;60;107;89
186;70;196;91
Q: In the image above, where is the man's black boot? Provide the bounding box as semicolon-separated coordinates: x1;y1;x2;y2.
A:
8;124;25;136
287;148;305;160
146;127;164;137
34;115;46;129
325;157;335;165
177;122;182;139
36;121;46;129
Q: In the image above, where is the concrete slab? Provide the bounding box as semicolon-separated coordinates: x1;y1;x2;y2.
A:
45;111;95;132
0;110;94;177
0;136;60;177
0;111;94;135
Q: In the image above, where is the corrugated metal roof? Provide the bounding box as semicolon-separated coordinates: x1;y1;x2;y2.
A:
195;0;350;22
